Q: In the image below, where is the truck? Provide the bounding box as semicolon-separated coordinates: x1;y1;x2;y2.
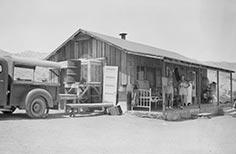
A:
0;55;61;118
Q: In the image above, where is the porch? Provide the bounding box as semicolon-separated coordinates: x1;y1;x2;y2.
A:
125;54;234;118
130;103;230;121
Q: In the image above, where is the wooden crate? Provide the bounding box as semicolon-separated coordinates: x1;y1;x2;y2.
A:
81;58;103;83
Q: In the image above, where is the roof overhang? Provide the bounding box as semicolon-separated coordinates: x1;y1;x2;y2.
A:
127;51;163;59
44;28;234;73
164;57;234;73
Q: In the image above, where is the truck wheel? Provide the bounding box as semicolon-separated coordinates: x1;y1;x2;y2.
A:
26;96;48;118
25;89;51;118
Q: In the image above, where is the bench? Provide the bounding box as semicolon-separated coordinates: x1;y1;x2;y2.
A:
197;112;212;119
66;103;114;117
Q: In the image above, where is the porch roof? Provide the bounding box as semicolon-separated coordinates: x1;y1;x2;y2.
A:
45;29;234;73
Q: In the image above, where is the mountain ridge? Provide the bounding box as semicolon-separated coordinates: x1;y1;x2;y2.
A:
0;49;48;59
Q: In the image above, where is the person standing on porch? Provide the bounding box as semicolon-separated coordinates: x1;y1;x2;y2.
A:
192;81;196;104
178;75;189;109
186;80;193;106
131;84;139;107
165;77;174;109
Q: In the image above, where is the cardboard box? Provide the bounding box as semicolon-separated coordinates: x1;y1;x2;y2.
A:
107;105;122;115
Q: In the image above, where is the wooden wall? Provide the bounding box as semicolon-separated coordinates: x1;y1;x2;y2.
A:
47;32;210;103
48;34;124;85
126;54;162;91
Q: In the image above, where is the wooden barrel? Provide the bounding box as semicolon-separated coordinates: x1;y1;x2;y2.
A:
65;60;81;83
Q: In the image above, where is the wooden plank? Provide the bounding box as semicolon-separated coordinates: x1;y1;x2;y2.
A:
62;47;66;61
78;41;82;58
230;72;233;104
59;94;77;100
66;103;113;108
110;47;114;65
217;70;219;105
97;40;101;57
88;39;92;58
70;41;74;59
87;60;91;82
121;51;127;85
115;49;122;84
66;102;114;117
65;43;70;59
74;42;79;58
92;39;97;58
101;42;105;57
105;44;111;65
83;40;88;56
81;41;84;57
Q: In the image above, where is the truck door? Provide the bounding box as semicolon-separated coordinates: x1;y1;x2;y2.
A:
0;57;8;107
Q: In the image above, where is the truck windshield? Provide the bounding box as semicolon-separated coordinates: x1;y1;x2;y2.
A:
14;66;59;83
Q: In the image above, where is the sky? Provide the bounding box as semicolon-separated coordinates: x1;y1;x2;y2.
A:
0;0;236;62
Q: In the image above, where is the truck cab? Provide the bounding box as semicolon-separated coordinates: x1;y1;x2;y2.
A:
0;55;61;118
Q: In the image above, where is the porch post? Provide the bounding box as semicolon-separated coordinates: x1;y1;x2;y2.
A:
197;68;201;109
230;72;233;104
162;60;166;116
217;70;220;106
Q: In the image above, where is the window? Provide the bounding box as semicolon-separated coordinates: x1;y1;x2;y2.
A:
0;64;2;73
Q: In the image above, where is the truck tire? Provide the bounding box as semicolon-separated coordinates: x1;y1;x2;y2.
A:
25;89;51;118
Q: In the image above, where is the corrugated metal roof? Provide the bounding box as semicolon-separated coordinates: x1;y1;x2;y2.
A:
45;29;234;73
85;30;197;62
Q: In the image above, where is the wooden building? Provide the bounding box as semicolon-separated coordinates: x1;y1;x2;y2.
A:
45;29;234;110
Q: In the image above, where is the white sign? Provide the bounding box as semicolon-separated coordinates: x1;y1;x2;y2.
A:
103;66;118;105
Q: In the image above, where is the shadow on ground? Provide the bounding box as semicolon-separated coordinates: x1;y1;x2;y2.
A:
0;110;107;121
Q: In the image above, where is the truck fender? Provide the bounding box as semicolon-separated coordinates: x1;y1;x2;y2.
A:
25;88;53;108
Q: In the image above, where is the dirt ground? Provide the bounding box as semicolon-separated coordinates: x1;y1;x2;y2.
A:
0;109;236;154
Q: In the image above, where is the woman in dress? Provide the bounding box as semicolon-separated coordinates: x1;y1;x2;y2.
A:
178;75;189;109
186;80;193;106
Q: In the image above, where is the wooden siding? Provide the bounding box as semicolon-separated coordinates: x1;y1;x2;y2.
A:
48;35;123;85
47;32;211;104
90;39;123;85
127;54;162;89
48;33;208;92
